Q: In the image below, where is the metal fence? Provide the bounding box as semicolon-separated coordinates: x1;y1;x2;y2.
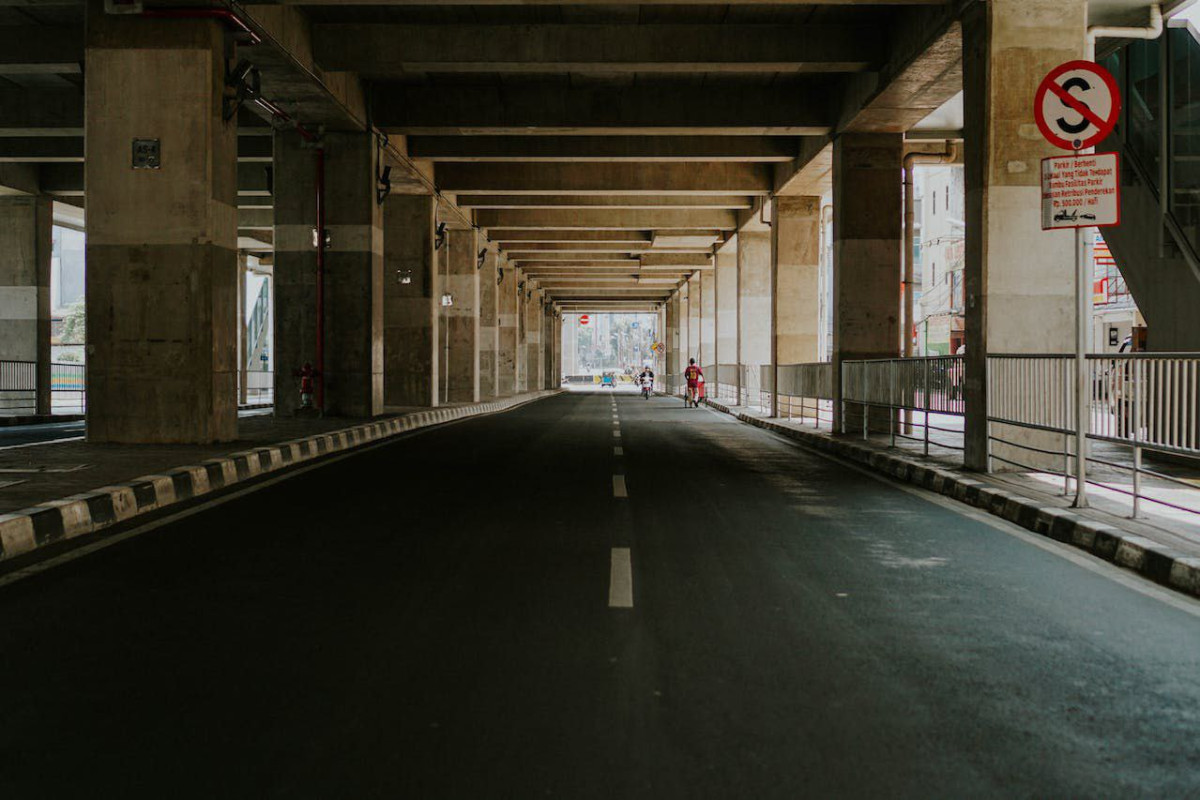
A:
841;356;966;452
0;360;86;415
242;369;275;405
776;362;834;427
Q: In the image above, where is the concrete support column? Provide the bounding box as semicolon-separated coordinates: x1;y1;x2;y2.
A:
525;286;544;390
0;195;52;416
831;133;903;433
687;273;701;364
515;271;528;393
772;196;822;415
497;256;518;396
543;304;555;388
715;248;738;399
274;132;383;418
85;10;236;442
963;0;1085;470
738;230;771;402
562;311;578;378
666;290;682;384
382;195;439;407
237;255;249;406
445;228;480;403
479;246;498;399
700;267;716;370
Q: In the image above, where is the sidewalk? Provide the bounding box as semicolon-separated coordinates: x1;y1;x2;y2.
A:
706;398;1200;599
0;391;558;563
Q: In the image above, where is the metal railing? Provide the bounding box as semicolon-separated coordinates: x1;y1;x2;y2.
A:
988;353;1200;518
841;356;966;453
0;360;86;415
776;362;834;428
242;369;275;405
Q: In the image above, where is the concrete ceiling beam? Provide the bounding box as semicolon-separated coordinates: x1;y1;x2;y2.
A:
0;87;82;136
640;253;712;268
0;26;82;74
475;208;737;230
314;24;881;75
0;133;273;164
488;230;653;244
374;84;831;135
459;195;753;210
409;136;799;163
442;163;770;196
254;0;940;6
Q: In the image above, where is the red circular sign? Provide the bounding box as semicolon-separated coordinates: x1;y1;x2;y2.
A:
1034;60;1120;151
579;314;590;326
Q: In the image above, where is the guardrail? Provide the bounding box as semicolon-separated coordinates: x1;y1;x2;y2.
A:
988;353;1200;518
776;362;834;428
841;356;965;452
242;369;274;405
0;360;86;415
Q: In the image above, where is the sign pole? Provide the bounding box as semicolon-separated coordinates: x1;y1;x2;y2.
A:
1073;220;1089;507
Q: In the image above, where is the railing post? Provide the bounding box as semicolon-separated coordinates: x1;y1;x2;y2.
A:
862;367;869;441
1132;359;1142;518
924;358;930;457
889;360;896;448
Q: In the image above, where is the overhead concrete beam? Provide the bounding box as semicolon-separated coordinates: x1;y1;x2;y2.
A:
640;253;712;268
475;208;737;230
408;135;799;163
374;84;832;135
314;24;880;75
508;253;641;262
255;0;941;5
440;163;771;196
0;134;273;164
33;162;278;197
459;195;753;210
488;230;653;244
0;87;82;136
0;26;83;73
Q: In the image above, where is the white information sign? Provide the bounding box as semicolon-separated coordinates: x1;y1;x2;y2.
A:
1040;152;1120;230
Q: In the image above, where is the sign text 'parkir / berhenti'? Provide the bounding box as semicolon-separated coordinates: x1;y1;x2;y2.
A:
1040;152;1119;230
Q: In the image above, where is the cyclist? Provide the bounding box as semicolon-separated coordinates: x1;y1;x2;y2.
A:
683;359;703;407
638;365;655;399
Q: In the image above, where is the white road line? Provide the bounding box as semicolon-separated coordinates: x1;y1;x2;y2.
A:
614;446;624;456
613;430;621;439
609;547;633;608
613;474;628;498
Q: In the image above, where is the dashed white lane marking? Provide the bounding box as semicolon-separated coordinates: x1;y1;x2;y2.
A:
609;547;633;608
614;446;624;456
613;474;628;498
613;430;621;438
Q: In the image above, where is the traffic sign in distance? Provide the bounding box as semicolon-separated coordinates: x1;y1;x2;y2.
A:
580;314;590;326
1034;60;1120;151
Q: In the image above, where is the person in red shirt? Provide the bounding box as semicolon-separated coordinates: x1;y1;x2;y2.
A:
683;358;703;408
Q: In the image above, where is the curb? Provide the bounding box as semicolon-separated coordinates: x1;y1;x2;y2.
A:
704;398;1200;600
0;391;559;564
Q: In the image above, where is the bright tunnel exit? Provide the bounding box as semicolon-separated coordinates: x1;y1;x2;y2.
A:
561;312;660;392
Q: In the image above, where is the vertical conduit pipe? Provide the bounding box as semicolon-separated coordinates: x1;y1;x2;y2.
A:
315;146;326;413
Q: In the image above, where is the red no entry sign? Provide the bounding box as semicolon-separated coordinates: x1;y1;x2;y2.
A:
580;314;590;325
1034;60;1120;150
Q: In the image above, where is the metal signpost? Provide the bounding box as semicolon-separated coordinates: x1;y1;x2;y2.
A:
1033;60;1121;508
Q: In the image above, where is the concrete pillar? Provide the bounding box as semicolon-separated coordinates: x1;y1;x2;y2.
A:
274;132;383;418
543;304;555;388
962;0;1085;470
515;271;528;393
382;195;439;407
525;286;544;390
497;255;518;396
773;197;822;367
0;195;52;416
85;10;236;442
831;133;903;432
562;311;578;378
687;273;701;364
738;230;771;402
716;247;738;397
700;267;716;370
237;255;249;406
480;246;498;399
445;228;480;403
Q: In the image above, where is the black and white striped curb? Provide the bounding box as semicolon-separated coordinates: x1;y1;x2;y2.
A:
705;398;1200;600
0;391;559;563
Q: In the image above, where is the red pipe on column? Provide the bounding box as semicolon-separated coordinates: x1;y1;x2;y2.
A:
315;146;326;414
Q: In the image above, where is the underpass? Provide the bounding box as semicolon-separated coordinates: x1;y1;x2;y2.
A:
2;391;1199;797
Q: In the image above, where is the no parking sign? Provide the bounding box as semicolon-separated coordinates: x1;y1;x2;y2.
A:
1033;60;1120;150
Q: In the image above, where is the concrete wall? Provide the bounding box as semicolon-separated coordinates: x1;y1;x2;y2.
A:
383;194;439;407
0;195;51;414
962;0;1084;469
445;228;480;403
85;13;237;442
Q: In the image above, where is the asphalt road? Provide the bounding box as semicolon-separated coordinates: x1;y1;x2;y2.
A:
1;392;1199;798
0;419;85;449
